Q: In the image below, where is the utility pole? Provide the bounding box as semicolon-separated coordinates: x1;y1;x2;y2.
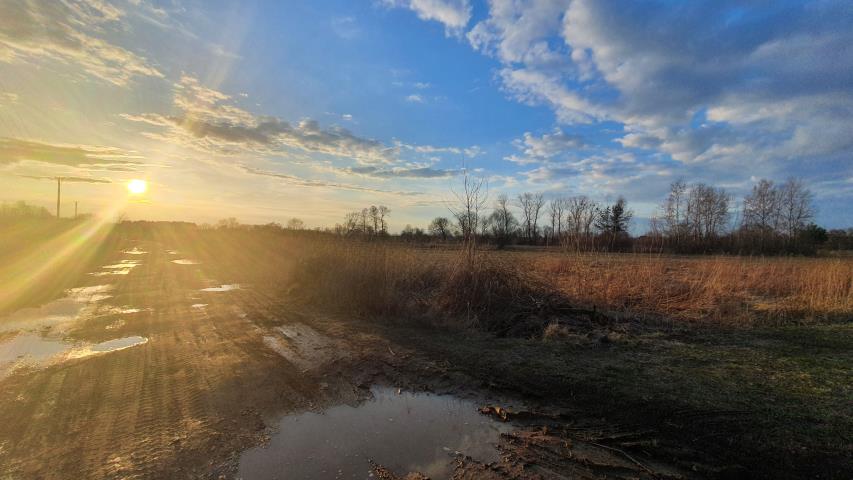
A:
74;201;78;219
56;177;62;218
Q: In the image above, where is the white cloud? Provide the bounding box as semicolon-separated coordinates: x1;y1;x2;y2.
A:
381;0;472;37
405;94;425;103
508;128;584;165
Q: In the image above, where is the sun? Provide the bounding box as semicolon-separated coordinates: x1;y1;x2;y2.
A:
127;179;148;195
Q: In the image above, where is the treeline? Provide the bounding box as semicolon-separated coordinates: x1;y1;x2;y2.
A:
393;177;848;255
645;178;826;254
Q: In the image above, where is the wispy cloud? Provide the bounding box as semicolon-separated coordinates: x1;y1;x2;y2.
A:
122;75;399;164
19;174;111;184
241;166;422;196
0;137;143;168
329;165;460;179
331;16;361;40
0;0;163;86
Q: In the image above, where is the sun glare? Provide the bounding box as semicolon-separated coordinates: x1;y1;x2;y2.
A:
127;179;147;195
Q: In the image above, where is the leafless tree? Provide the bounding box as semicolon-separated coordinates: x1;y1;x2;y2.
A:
488;193;518;247
548;198;567;246
285;218;305;230
378;205;390;234
777;178;814;236
564;196;598;251
742;179;780;232
428;216;452;241
685;183;730;240
449;169;488;252
517;192;544;243
662;179;688;242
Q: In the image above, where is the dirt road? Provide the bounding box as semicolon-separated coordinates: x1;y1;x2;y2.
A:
0;241;378;478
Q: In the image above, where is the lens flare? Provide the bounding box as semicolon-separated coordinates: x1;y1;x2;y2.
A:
127;179;147;195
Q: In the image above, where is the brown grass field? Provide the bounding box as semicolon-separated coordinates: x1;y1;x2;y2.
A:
272;235;853;329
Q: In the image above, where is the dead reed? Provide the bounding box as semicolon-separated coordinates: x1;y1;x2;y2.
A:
536;253;853;324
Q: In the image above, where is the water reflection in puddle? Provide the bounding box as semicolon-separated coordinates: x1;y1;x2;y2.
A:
200;284;240;292
90;260;140;276
238;387;512;480
0;333;70;367
0;284;142;378
70;336;148;357
1;335;147;377
102;260;141;269
171;259;200;265
191;304;208;309
123;248;147;255
0;285;113;333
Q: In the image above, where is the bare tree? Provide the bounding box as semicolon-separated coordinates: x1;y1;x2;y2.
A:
685;183;730;240
488;193;518;248
378;205;390;234
777;178;814;237
742;179;780;232
662;179;688;243
449;170;488;252
368;205;380;235
517;192;545;243
285;218;305;230
548;198;567;246
564;196;598;251
428;216;452;241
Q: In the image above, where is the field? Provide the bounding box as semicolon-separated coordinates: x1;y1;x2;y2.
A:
0;223;851;479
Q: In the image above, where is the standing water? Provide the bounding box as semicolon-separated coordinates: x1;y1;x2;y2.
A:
238;387;512;479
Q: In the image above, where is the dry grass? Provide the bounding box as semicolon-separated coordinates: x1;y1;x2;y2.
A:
286;240;852;327
535;253;853;325
171;229;852;328
288;239;561;334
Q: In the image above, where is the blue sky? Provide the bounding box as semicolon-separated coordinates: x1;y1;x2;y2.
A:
1;0;851;230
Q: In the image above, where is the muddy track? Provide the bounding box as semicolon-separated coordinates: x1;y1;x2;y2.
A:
0;243;356;478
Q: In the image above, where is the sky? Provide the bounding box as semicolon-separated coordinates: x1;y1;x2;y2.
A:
1;0;851;230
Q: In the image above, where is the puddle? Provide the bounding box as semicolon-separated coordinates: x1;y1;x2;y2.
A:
1;335;147;378
70;336;148;358
0;284;127;378
123;248;147;255
101;260;141;269
90;269;132;276
171;259;200;265
166;250;179;255
200;284;240;292
103;306;142;315
0;334;71;367
238;387;512;479
0;285;113;333
90;260;140;276
191;304;208;309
